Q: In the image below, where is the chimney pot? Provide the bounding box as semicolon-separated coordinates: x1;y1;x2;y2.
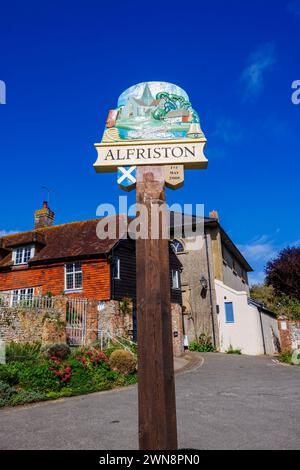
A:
209;210;219;221
34;201;55;229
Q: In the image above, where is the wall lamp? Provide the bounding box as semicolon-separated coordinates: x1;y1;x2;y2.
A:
200;275;208;291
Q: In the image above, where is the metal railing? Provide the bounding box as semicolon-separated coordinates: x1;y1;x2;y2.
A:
0;292;55;309
0;292;137;350
66;298;88;346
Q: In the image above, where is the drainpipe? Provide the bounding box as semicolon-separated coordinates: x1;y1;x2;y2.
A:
204;232;217;348
258;306;267;355
108;247;115;301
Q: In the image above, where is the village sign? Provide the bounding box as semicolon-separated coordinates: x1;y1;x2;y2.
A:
94;81;208;178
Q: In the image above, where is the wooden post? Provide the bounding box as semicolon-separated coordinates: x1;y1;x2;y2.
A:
136;166;178;450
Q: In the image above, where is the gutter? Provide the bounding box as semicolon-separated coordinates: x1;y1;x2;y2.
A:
258;306;267;355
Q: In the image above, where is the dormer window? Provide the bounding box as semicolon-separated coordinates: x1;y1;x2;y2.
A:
13;245;35;265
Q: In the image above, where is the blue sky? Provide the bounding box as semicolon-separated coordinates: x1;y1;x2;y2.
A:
0;0;299;284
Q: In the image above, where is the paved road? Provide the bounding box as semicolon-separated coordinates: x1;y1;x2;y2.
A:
1;353;299;450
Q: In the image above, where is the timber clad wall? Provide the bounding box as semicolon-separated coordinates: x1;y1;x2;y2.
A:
0;258;111;300
112;239;182;305
112;240;136;301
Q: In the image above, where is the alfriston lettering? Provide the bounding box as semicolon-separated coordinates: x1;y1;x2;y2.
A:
104;145;197;162
105;149;115;160
137;148;146;159
153;148;161;158
172;147;183;158
184;146;196;158
126;148;135;160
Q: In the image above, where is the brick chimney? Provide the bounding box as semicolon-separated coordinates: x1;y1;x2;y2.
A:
34;201;55;229
209;210;219;221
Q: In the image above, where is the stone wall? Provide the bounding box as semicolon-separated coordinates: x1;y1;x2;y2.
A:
179;234;219;348
0;296;184;356
0;297;66;345
278;318;300;351
171;303;184;356
97;300;133;341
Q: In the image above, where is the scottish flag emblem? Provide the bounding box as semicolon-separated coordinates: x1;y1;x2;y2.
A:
117;166;137;191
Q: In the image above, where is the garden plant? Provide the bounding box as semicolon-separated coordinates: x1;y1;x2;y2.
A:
0;341;137;408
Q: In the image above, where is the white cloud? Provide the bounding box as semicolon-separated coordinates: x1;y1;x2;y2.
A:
238;235;277;264
287;0;300;16
248;271;266;286
238;234;300;286
241;43;276;100
0;229;19;237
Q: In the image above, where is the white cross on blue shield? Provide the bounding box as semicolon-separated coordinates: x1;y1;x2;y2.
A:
117;166;137;192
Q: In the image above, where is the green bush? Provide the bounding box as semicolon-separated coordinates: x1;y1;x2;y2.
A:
0;342;137;408
250;284;300;321
90;339;112;352
188;334;216;353
0;365;20;385
96;340;138;357
9;390;46;406
116;373;138;387
279;350;293;364
18;362;60;392
110;349;137;375
226;345;242;355
5;342;41;363
103;345;119;358
0;380;16;406
41;343;71;360
113;337;138;355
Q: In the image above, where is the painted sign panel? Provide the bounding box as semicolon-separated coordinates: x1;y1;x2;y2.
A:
94;82;207;172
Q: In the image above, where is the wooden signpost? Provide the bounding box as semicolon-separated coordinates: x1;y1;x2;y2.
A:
135;166;178;449
94;82;207;450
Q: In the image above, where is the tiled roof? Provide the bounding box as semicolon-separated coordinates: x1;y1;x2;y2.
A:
0;217;128;268
0;213;253;272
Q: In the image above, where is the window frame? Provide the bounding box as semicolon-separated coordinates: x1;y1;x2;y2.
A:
171;239;185;254
224;301;235;324
171;269;180;290
11;287;35;307
64;262;83;292
13;245;35;266
112;257;121;280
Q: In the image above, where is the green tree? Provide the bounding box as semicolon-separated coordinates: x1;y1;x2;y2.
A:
265;246;300;301
250;283;300;320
